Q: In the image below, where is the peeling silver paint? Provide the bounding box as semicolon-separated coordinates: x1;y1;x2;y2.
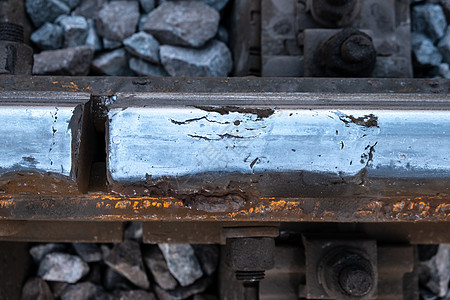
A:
108;107;450;181
0;107;74;176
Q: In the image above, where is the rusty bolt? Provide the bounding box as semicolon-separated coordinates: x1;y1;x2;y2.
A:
318;248;376;299
0;22;33;75
316;29;376;77
339;265;374;297
226;237;275;299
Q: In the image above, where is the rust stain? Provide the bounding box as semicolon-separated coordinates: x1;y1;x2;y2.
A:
435;203;450;215
339;114;379;128
115;200;131;209
0;172;80;195
393;201;405;212
0;192;449;222
194;105;275;120
0;200;14;208
355;200;383;217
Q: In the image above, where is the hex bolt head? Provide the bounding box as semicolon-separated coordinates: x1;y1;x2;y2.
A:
226;237;275;272
340;34;375;63
225;237;275;283
316;29;376;77
339;265;374;297
318;248;376;299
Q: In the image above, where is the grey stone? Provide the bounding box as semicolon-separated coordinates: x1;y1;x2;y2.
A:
412;4;447;42
140;0;155;13
143;1;219;47
33;45;94;75
57;15;89;48
129;58;169;76
158;0;229;11
412;33;442;66
154;277;212;300
124;32;160;63
438;63;450;78
117;290;157;300
60;0;80;9
21;277;54;300
97;1;140;42
103;267;135;291
158;244;203;287
216;25;229;44
160;40;232;77
29;243;67;264
143;245;178;290
101;244;112;260
55;14;69;24
86;19;102;51
198;0;229;10
192;245;219;276
92;48;134;76
421;288;439;300
31;23;63;50
443;0;450;24
60;282;98;300
438;26;450;64
72;243;102;262
124;222;143;241
138;15;148;32
93;290;115;300
49;282;69;298
419;244;450;297
72;0;107;19
25;0;70;27
104;240;149;289
38;252;90;283
103;38;122;50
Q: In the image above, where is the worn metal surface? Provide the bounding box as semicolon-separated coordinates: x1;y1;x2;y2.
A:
260;245;305;300
0;221;124;242
0;76;448;233
0;242;31;300
0;91;92;193
2;76;450;95
107;100;449;181
377;245;417;300
143;222;279;244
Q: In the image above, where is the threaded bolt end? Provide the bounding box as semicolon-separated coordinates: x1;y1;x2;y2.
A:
235;270;265;282
0;23;24;43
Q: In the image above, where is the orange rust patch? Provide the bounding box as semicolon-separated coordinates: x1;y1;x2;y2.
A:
393;201;405;212
435;203;450;215
0;200;14;208
115;201;131;209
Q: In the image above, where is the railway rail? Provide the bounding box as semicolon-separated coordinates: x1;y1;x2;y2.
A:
0;0;450;298
1;76;449;299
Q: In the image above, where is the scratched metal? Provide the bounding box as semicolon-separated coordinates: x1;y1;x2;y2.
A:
0;91;90;178
0;106;75;176
108;107;450;181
